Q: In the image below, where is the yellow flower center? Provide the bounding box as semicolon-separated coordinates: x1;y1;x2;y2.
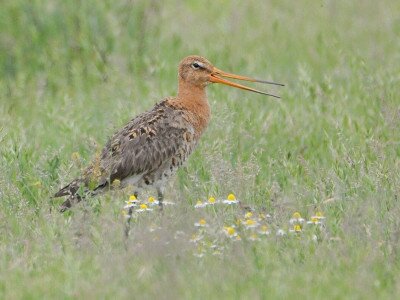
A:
245;219;256;226
292;212;302;219
148;196;156;203
311;217;319;223
199;219;206;226
245;212;253;219
129;195;137;201
227;193;236;201
196;200;203;205
261;225;268;232
140;204;148;210
294;224;302;232
225;226;236;236
208;197;216;203
316;211;324;218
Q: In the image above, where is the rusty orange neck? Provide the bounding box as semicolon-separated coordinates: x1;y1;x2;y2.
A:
169;80;211;137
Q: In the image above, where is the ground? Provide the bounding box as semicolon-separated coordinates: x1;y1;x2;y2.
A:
1;1;400;299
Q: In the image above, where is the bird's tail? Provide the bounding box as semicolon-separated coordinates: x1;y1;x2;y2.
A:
53;179;85;212
54;178;108;212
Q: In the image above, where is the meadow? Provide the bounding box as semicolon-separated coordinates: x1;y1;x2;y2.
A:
1;0;400;299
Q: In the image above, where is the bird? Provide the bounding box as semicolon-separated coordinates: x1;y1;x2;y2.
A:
54;55;283;212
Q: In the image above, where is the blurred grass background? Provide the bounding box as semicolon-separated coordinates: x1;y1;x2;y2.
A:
1;0;400;299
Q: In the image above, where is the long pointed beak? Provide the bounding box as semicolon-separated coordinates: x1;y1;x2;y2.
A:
209;67;284;99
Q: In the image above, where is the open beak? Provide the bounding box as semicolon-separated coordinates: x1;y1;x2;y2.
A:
209;67;284;99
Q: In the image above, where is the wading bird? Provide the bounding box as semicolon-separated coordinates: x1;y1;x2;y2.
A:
54;55;283;212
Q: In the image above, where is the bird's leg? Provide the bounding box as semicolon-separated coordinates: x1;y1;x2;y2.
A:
124;191;139;238
157;187;164;211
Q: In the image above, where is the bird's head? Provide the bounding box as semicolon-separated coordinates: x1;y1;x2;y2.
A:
178;55;283;98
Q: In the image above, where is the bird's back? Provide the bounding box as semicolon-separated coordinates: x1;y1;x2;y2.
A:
54;98;199;208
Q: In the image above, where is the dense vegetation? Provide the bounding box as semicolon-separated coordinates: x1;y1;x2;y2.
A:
1;1;399;298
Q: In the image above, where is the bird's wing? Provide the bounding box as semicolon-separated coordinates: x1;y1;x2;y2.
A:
55;99;195;197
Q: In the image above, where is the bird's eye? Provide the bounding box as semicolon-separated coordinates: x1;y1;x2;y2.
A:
191;62;201;70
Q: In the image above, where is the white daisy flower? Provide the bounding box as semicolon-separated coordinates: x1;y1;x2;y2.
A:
289;212;305;224
249;233;261;241
162;201;176;206
243;219;259;229
194;200;207;208
289;224;302;233
223;226;238;238
307;212;326;225
207;196;218;205
194;219;209;227
136;203;153;212
190;233;204;243
147;196;159;206
257;225;270;235
276;229;286;236
124;194;140;209
222;193;239;205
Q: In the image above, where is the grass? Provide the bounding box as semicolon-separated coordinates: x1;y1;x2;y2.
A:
1;0;400;298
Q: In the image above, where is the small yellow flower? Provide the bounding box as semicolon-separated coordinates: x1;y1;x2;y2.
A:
258;213;271;221
147;196;159;206
245;212;253;219
190;233;203;243
124;195;139;208
249;233;260;241
223;193;239;204
194;200;207;208
290;211;305;224
258;225;270;235
136;203;153;212
226;227;235;235
208;197;217;204
223;226;237;237
292;212;302;219
290;224;302;233
194;218;208;227
244;219;259;229
307;211;326;225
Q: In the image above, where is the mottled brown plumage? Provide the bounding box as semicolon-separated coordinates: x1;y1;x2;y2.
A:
54;55;283;212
